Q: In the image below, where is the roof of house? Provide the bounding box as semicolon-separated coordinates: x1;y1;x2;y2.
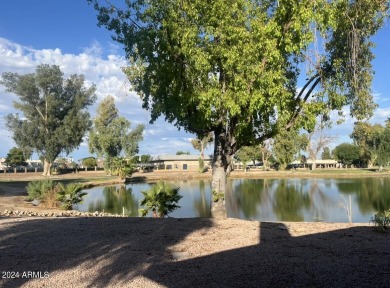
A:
291;159;338;165
152;155;212;162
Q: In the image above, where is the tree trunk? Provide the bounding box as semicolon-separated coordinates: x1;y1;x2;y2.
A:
210;128;233;219
311;160;316;170
42;159;51;176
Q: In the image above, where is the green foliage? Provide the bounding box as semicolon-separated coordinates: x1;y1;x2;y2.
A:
191;133;213;159
82;157;97;168
89;96;144;164
57;183;87;210
26;179;56;201
333;143;360;166
88;185;138;216
351;122;384;167
26;180;87;209
235;145;260;170
5;147;27;167
139;182;182;217
109;157;134;180
321;147;333;160
376;128;390;168
273;130;307;170
140;154;151;163
1;64;96;175
212;190;225;203
90;0;388;204
371;210;390;232
198;157;205;173
176;151;190;155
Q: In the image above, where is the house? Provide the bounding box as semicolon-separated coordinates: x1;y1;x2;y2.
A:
151;155;212;171
291;159;338;169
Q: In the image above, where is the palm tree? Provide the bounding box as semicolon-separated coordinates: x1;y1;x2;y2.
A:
139;182;182;217
57;183;87;210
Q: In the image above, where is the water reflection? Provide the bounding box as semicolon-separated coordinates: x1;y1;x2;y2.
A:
87;185;139;216
76;177;390;223
193;180;211;217
273;180;311;221
230;179;266;218
335;178;390;213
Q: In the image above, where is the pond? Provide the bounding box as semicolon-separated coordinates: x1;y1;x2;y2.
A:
74;177;390;223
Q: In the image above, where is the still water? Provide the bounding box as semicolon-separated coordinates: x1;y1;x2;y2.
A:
74;178;390;223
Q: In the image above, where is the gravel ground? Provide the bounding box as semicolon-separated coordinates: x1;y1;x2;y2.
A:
0;217;389;288
1;171;390;287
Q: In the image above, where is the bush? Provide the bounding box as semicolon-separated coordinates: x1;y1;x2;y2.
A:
26;179;56;201
56;183;87;210
139;182;182;217
26;180;87;210
371;210;390;232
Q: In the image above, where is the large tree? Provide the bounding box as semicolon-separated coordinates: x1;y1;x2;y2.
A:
88;95;144;168
350;121;384;167
1;64;96;176
89;0;388;217
333;143;360;166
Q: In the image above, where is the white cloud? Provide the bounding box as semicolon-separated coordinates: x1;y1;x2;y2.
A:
0;37;199;158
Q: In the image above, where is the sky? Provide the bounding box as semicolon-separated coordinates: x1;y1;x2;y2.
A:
0;1;389;161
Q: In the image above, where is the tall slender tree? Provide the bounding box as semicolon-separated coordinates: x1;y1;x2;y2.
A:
1;64;96;176
191;132;213;160
89;0;388;217
89;96;144;169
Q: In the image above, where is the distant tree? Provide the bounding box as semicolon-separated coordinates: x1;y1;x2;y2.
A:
82;157;97;168
89;96;144;172
236;145;261;170
235;146;255;172
321;147;333;160
260;140;273;171
376;128;390;171
176;151;190;155
191;132;213;160
140;154;152;163
350;122;384;168
305;123;336;170
333;143;360;166
1;64;96;176
5;147;27;167
273;130;307;170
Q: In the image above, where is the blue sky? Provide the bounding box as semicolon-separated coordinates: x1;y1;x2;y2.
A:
0;1;389;161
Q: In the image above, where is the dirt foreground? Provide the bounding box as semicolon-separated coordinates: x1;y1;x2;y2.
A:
1;170;390;287
0;217;389;288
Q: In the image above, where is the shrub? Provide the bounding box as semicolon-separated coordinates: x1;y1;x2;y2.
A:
371;210;390;232
56;183;87;210
139;182;182;217
43;184;62;208
26;179;56;201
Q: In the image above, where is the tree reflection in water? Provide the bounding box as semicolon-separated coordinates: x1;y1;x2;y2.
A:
336;178;390;213
193;180;211;217
231;179;266;219
273;180;311;222
88;185;139;216
77;178;390;222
